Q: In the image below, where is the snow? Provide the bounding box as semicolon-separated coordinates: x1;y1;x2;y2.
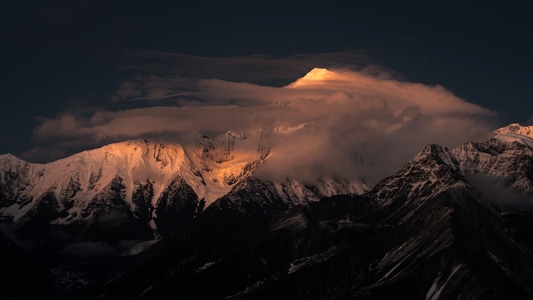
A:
492;123;533;149
287;68;339;88
288;246;338;274
272;213;307;231
317;177;368;196
425;264;462;300
19;139;194;222
493;123;533;138
183;130;268;206
0;153;23;167
0;128;366;232
197;260;220;271
493;133;533;149
148;220;158;238
122;239;159;256
0;132;269;230
0;128;370;235
270;178;368;206
488;251;500;264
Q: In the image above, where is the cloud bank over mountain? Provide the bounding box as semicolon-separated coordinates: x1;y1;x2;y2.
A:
27;63;498;185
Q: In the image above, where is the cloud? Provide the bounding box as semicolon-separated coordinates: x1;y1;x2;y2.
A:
466;173;531;206
27;57;498;185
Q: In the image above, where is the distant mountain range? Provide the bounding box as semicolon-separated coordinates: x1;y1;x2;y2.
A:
1;123;533;299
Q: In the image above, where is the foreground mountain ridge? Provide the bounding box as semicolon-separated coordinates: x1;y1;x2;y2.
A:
1;122;533;299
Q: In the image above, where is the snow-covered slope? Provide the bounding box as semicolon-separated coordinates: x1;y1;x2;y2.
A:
0;132;269;224
0;129;371;258
492;123;533;148
185;130;269;204
493;123;533;137
287;68;337;87
1;140;196;222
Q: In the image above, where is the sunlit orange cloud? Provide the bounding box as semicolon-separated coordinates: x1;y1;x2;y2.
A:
32;105;292;142
28;67;498;184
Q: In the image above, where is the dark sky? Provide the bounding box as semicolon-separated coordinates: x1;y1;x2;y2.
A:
1;1;532;162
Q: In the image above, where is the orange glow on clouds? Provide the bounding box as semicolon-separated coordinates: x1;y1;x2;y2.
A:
27;67;498;184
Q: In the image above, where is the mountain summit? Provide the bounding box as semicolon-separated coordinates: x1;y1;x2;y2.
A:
493;123;533;137
287;67;338;87
492;123;533;149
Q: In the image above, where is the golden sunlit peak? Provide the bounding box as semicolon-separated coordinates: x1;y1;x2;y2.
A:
287;67;336;87
301;68;333;80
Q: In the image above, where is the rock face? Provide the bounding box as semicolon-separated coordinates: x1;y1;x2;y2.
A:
2;124;533;299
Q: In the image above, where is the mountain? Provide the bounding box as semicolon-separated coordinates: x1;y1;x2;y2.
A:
493;123;533;137
287;67;337;87
100;124;533;299
0;130;367;264
2;123;533;299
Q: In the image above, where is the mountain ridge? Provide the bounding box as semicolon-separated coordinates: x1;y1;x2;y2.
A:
0;130;368;266
2;122;533;299
100;127;533;299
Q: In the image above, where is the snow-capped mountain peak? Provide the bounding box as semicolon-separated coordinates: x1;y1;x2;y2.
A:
492;123;533;149
493;123;533;137
0;133;270;225
287;67;337;87
0;139;194;222
299;68;333;81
